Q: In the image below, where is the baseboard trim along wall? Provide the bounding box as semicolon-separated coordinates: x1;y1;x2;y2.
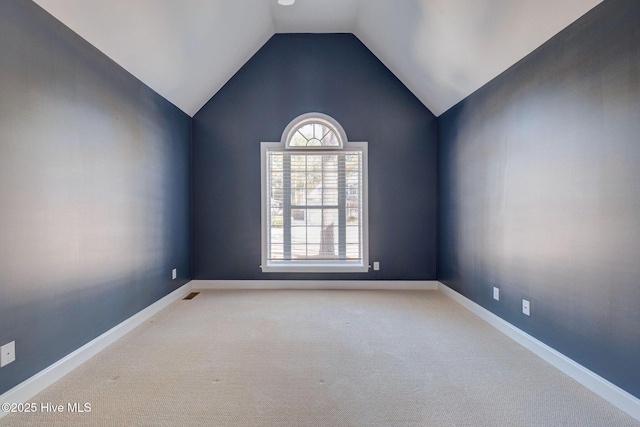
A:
438;282;640;422
0;282;193;418
192;280;439;290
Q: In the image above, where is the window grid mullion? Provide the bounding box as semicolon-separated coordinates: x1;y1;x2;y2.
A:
338;154;346;259
283;153;291;260
305;155;309;259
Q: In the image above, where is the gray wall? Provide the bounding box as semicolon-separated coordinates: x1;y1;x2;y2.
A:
0;0;192;394
438;0;640;397
193;34;438;281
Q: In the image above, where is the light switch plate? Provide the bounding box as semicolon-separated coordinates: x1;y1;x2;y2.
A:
522;299;530;316
172;268;177;280
1;341;15;367
493;287;500;301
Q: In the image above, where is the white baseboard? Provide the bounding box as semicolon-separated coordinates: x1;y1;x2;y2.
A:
9;281;634;421
438;282;640;422
0;282;192;418
192;280;439;290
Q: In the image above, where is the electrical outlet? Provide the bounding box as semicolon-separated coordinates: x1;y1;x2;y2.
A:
1;341;15;367
522;299;530;316
172;268;177;280
373;262;380;271
493;287;500;301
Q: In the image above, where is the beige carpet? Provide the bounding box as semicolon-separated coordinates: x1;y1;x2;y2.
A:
1;290;637;426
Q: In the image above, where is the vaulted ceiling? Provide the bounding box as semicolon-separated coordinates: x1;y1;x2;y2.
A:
32;0;602;117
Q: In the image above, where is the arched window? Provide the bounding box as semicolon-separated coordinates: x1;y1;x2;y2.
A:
261;113;369;272
283;115;343;148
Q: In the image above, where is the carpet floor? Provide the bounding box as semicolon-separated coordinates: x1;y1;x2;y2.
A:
1;289;637;426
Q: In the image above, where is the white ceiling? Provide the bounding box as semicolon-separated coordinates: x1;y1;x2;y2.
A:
32;0;602;117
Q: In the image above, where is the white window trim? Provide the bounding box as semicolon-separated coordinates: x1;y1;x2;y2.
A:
281;112;346;149
261;113;369;273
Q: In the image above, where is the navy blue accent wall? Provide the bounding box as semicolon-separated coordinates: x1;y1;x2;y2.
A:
438;0;640;397
0;0;192;394
193;34;437;280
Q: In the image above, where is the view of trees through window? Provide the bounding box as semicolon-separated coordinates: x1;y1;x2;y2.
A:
268;151;362;261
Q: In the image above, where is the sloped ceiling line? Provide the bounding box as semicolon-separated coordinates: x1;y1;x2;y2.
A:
32;0;602;117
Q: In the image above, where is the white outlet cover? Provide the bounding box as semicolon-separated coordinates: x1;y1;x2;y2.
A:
172;268;177;280
522;299;530;316
493;287;499;301
1;341;16;367
373;262;380;271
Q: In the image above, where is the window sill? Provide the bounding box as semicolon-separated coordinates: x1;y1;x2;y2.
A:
261;262;370;273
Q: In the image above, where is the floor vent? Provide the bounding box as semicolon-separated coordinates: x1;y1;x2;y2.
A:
183;292;200;300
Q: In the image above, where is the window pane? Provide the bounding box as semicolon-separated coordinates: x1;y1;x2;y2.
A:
264;139;366;269
346;244;360;259
306;155;322;171
291;244;308;259
270;243;283;260
271;211;283;226
323;133;339;147
286;121;342;149
291;188;306;205
298;124;314;140
291;172;306;190
270;152;282;161
289;131;307;147
318;125;340;147
270;172;283;192
291;209;305;223
306;244;321;257
306;172;320;189
319;225;338;257
323;169;338;187
323;209;339;225
306;210;323;226
323;188;338;205
345;153;360;168
313;124;325;139
270;224;283;259
307;190;322;206
347;210;359;225
346;225;360;242
306;226;323;244
291;236;307;246
290;154;306;169
346;192;359;223
323;154;338;166
271;187;284;202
